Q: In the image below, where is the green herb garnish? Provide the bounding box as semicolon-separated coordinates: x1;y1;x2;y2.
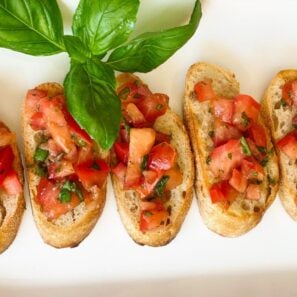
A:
240;137;252;156
34;148;49;162
155;175;170;196
58;188;72;203
140;155;148;171
60;180;84;202
257;146;267;154
34;164;47;177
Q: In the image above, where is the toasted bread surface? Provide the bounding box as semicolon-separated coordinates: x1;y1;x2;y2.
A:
22;83;108;248
0;122;25;253
184;62;279;237
111;74;194;246
261;70;297;220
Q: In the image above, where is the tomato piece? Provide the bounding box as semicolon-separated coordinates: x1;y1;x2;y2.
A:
0;127;15;147
136;93;169;123
112;162;127;185
232;95;260;130
213;98;234;123
136;170;163;198
114;142;129;165
75;160;110;191
148;142;176;171
246;184;261;200
1;170;22;195
45;139;63;158
241;158;264;181
229;168;247;193
194;80;216;102
140;204;168;232
120;123;130;143
30;112;46;131
123;103;147;128
117;80;152;103
210;181;238;203
48;160;75;180
248;123;267;148
209;139;244;180
0;145;14;185
76;144;93;165
277;131;297;159
125;128;156;188
155;132;171;144
212;119;241;146
282;80;297;107
25;89;47;113
164;168;183;191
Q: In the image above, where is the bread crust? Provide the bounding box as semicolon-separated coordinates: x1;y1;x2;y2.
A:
184;62;279;237
0;122;25;253
111;74;194;247
261;70;297;220
22;83;108;248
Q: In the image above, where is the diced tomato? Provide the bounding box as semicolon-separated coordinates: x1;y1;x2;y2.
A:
277;131;297;159
36;178;80;220
45;139;63;158
136;93;169;123
125;128;156;188
246;184;261;200
212;119;241;146
0;146;14;185
136;170;162;198
114;142;129;165
76;144;93;165
75;159;110;191
0;127;15;147
29;112;46;131
213;98;234;123
148;142;176;171
25;89;47;113
245;138;264;162
282;80;297;107
229;168;247;193
164;168;183;191
155;132;171;144
112;162;126;185
48;160;74;179
120;124;130;143
194;80;216;102
210;181;238;203
1;170;22;195
232;95;260;130
123;103;147;127
241;158;264;181
140;201;159;211
209;139;244;180
248;123;267;148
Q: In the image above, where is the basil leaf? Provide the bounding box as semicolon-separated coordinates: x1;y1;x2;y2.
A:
155;175;170;196
72;0;139;56
64;59;121;150
63;35;91;63
0;0;64;55
107;0;202;72
240;137;252;156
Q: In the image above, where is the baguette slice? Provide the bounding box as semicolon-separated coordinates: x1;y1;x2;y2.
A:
111;74;194;246
184;62;279;237
0;122;25;253
261;70;297;220
23;83;108;248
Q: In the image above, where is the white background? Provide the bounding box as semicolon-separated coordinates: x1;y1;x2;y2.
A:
1;0;297;296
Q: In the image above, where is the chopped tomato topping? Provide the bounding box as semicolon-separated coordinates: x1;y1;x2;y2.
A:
246;184;261;200
194;80;216;102
25;89;47;113
0;145;14;185
213;98;234;123
125;128;156;188
282;80;297;107
277;131;297;159
0;127;15;147
117;80;152;103
209;139;244;180
155;132;171;144
210;181;238;203
30;112;46;131
136;170;163;198
148;142;176;171
229;168;247;193
137;93;169;123
123;103;147;127
248;123;267;148
241;158;264;181
114;142;129;165
232;95;260;130
76;144;93;165
1;170;22;195
212;119;241;146
164;168;183;192
48;160;74;179
112;162;126;185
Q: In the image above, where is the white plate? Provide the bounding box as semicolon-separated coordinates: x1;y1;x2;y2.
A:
1;0;297;296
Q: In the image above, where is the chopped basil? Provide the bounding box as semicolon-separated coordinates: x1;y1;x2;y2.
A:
227;152;232;160
58;188;72;203
257;146;267;154
61;180;84;202
241;112;250;128
206;156;212;165
155;175;170;196
208;130;214;137
240;137;252;156
118;87;130;100
34;147;49;162
156;103;163;111
140;154;148;171
260;156;269;167
34;164;47;177
72;134;86;147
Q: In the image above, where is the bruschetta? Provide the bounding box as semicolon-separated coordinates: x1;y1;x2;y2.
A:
23;83;109;248
0;122;25;253
184;62;279;237
111;73;194;246
262;70;297;220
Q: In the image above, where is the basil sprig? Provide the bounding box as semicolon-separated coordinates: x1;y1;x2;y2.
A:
0;0;202;149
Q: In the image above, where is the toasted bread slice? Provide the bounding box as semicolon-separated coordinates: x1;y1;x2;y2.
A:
184;62;279;237
0;122;25;253
111;74;194;247
262;70;297;220
22;83;108;248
